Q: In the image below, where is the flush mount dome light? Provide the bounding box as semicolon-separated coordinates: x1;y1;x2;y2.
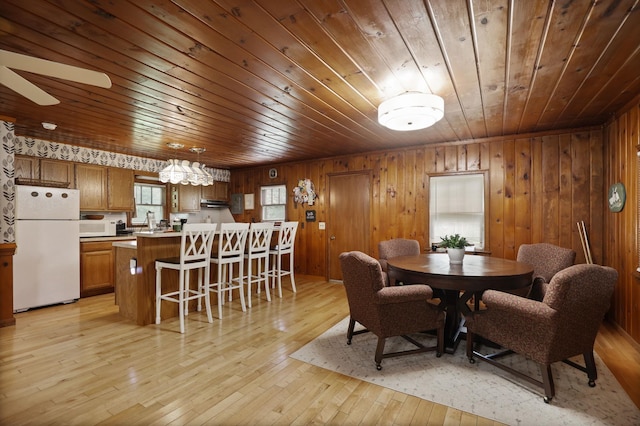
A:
378;92;444;131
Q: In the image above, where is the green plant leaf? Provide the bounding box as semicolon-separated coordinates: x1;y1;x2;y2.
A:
439;233;469;249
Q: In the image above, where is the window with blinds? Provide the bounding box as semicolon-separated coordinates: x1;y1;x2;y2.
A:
428;172;488;250
261;184;287;222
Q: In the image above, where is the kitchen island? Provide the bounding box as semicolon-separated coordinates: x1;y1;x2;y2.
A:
113;231;185;325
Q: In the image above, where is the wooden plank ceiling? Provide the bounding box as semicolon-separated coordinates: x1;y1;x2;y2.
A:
0;0;639;169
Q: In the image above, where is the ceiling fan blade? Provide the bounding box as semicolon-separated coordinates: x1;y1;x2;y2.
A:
0;49;112;88
0;66;59;105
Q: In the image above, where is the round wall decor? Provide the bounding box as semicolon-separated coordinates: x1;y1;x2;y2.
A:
607;182;626;212
268;168;277;179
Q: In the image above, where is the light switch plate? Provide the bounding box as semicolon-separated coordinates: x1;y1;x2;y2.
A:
318;222;325;230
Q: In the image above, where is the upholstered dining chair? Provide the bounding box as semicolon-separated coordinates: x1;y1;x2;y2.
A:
155;223;217;333
339;251;445;370
378;238;421;285
465;263;618;403
516;243;576;299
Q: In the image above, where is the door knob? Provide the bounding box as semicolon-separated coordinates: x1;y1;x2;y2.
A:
330;235;336;240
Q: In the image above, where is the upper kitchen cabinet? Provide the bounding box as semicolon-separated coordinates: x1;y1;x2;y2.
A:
75;164;134;212
76;164;107;210
14;156;76;188
201;181;229;202
14;155;38;180
107;168;134;211
40;159;75;188
170;183;200;213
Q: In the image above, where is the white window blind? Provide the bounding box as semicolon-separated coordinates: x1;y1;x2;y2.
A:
261;184;287;222
429;173;485;249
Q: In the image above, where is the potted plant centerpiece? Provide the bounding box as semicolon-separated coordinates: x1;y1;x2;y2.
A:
440;234;469;264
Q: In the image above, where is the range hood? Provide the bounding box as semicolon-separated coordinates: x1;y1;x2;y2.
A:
200;199;230;208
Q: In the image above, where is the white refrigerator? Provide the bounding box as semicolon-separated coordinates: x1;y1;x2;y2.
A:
14;185;80;312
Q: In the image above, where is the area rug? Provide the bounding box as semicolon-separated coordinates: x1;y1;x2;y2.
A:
290;317;640;426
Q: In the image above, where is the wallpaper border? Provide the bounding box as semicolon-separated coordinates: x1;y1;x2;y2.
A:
0;120;230;243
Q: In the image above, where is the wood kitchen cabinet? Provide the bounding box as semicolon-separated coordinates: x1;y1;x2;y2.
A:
75;164;134;211
80;241;115;297
14;155;38;180
76;164;107;210
170;183;201;212
114;243;138;321
201;181;229;202
40;159;75;188
107;167;134;211
14;156;75;188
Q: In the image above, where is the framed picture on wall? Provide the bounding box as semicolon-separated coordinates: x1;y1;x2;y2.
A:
244;193;255;210
608;182;626;212
230;193;244;214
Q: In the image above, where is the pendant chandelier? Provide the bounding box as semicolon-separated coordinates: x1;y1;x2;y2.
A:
378;92;444;131
158;144;214;186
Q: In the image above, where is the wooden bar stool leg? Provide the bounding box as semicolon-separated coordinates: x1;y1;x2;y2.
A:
289;252;296;293
178;270;185;334
155;266;162;324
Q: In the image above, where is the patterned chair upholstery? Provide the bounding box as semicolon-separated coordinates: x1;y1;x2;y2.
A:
516;243;576;299
339;251;445;370
378;238;421;285
465;263;618;402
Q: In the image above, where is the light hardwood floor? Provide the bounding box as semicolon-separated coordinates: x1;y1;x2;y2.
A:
1;276;638;425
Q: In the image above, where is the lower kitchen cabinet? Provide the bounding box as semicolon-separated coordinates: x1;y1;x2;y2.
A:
114;243;138;322
80;241;115;297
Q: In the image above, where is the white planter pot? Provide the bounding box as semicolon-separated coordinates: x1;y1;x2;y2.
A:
447;248;465;264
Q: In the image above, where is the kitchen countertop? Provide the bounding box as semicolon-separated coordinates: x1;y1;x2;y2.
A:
80;235;137;243
134;230;182;238
112;240;137;249
82;231;182;244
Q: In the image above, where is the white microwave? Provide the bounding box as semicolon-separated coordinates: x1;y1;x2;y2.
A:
79;219;117;237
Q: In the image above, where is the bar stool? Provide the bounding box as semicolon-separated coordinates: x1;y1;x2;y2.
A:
268;221;298;298
243;222;275;307
209;222;250;318
155;223;217;333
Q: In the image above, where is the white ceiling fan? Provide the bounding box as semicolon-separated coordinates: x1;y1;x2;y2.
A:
0;49;112;106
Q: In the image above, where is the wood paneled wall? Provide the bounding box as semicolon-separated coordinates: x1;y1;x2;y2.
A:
604;99;640;344
231;127;604;277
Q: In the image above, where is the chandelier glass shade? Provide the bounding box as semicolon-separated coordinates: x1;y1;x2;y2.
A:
378;92;444;131
159;159;214;186
190;162;214;186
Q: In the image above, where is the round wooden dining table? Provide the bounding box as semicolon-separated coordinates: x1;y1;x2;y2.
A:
386;253;533;353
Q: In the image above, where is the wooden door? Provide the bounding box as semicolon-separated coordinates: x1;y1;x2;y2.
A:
327;172;371;280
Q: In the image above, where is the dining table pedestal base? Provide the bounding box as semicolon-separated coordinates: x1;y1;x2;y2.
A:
387;254;533;354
